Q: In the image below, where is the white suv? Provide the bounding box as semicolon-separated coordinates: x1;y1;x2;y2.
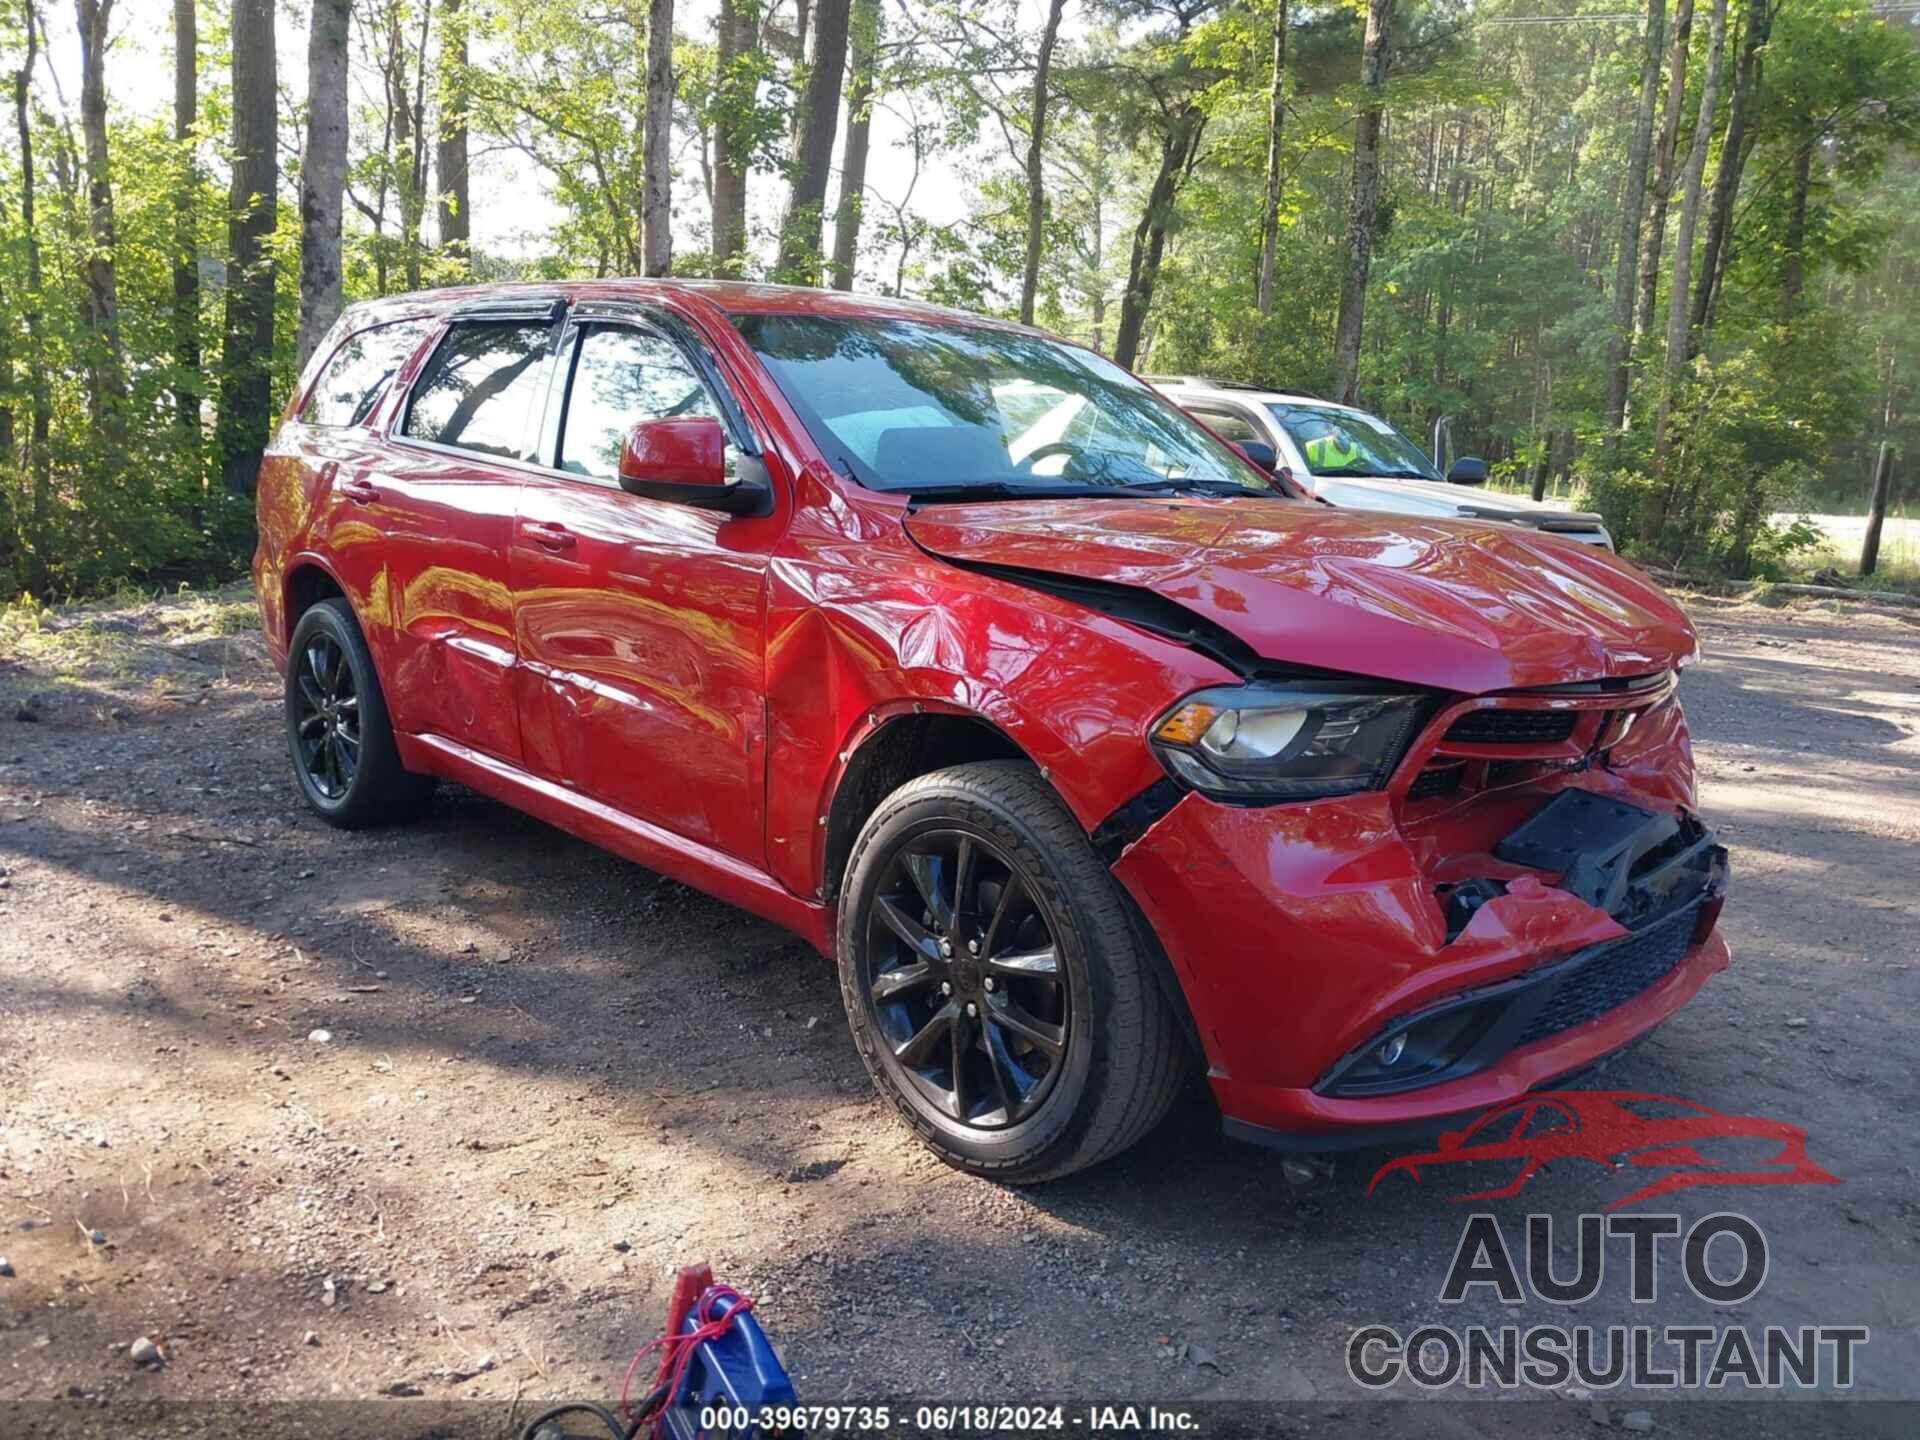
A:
1146;377;1614;549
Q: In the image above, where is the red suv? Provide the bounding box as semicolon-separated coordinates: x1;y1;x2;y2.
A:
255;281;1730;1181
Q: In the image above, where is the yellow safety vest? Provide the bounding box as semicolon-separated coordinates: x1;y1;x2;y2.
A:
1303;434;1360;471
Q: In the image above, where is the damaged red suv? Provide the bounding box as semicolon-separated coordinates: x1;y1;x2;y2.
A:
255;281;1729;1181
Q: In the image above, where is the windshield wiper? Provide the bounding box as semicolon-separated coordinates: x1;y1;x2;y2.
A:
900;482;1112;504
1153;477;1278;498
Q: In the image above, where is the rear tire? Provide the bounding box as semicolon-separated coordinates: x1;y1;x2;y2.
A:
285;598;435;829
836;760;1189;1182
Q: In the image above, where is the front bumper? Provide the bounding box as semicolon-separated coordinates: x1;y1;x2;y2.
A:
1111;773;1729;1149
1218;928;1729;1152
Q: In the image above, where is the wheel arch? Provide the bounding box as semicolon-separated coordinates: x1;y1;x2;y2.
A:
819;706;1030;907
281;557;350;647
818;705;1205;1060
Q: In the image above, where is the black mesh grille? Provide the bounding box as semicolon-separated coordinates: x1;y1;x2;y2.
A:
1444;709;1579;745
1408;764;1465;801
1516;904;1696;1047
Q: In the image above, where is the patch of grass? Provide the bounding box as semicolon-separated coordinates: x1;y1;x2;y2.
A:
158;590;263;639
0;580;262;718
0;596;148;684
1770;511;1920;592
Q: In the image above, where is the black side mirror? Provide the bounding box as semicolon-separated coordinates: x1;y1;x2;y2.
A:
1233;440;1279;474
1447;456;1489;486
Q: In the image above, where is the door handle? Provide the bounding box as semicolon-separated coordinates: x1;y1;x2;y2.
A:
523;520;576;551
338;477;379;504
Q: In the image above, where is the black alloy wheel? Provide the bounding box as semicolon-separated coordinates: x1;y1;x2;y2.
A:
837;761;1189;1181
283;596;435;829
859;827;1071;1130
292;632;361;801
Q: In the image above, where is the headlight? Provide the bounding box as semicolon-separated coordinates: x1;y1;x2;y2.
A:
1150;682;1430;802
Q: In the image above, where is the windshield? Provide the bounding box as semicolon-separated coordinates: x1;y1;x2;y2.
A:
1270;403;1442;482
732;313;1278;499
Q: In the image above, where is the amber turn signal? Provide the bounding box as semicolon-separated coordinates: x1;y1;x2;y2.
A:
1153;702;1220;747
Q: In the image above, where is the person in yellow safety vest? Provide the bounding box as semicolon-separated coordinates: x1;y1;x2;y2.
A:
1302;425;1363;472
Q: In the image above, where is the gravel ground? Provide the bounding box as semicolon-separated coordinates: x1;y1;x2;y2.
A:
0;584;1915;1437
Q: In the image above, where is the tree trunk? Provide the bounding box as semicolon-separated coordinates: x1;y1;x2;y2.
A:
218;0;277;499
386;2;431;290
436;0;470;267
173;0;200;465
1112;107;1203;371
13;0;52;550
1645;0;1727;533
74;0;126;443
386;9;411;290
298;0;350;370
1330;0;1395;407
710;0;756;277
1781;142;1811;306
1689;0;1770;340
1602;0;1664;439
0;297;10;470
404;2;431;288
774;0;850;283
1018;0;1067;324
1255;0;1289;315
642;0;674;275
1860;441;1895;577
1089;189;1105;353
829;0;879;290
1634;0;1693;346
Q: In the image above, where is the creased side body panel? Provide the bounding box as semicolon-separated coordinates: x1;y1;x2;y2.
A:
761;476;1233;900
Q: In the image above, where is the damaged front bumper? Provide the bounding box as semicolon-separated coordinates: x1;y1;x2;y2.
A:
1112;771;1730;1152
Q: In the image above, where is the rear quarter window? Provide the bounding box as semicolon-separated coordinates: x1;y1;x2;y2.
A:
301;318;434;428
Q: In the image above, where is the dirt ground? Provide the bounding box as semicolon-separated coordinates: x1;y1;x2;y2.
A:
1;583;1916;1437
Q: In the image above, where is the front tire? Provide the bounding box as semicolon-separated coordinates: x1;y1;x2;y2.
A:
285;598;435;829
836;761;1188;1182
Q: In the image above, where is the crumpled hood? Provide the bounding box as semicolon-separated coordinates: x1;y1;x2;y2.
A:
903;497;1697;693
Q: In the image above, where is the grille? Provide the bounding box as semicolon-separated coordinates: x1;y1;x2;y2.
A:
1408;764;1465;801
1444;709;1579;745
1516;904;1697;1047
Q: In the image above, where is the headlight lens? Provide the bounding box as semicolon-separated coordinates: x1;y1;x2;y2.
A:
1150;682;1430;802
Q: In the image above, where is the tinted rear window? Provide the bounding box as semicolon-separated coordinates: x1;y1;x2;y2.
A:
403;321;556;460
302;318;433;428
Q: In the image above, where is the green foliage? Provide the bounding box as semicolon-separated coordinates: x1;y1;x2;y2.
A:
1;0;1916;599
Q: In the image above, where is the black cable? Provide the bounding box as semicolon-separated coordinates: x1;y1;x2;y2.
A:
518;1400;644;1440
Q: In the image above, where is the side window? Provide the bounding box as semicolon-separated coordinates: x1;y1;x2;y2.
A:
402;321;556;460
557;326;723;483
1190;407;1263;446
302;318;432;428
